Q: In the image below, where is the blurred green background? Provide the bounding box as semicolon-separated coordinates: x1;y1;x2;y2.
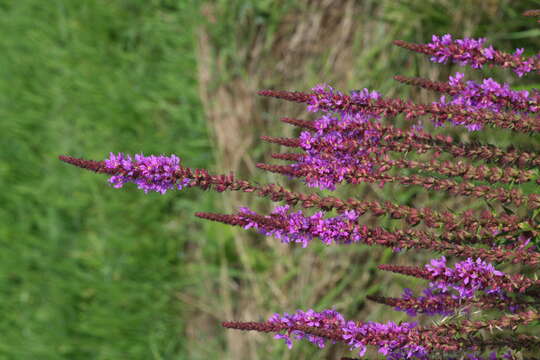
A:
1;0;539;359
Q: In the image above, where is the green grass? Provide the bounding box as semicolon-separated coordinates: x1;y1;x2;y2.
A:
0;1;212;358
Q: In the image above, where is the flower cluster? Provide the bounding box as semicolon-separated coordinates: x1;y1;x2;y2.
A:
422;257;503;297
228;309;428;359
104;153;191;194
385;257;509;317
223;308;535;359
394;34;539;77
395;73;539;132
60;9;540;360
238;205;362;247
444;73;536;112
268;309;345;350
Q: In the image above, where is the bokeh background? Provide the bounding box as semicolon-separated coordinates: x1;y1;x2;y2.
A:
2;0;540;359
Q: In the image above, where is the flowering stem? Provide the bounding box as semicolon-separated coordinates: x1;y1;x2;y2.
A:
275;118;540;169
393;37;540;77
256;162;539;209
196;210;540;266
272;151;537;185
367;294;539;315
60;155;528;236
258;90;540;133
394;75;540;113
376;263;539;294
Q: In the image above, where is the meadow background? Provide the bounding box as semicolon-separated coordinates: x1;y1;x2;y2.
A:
2;0;540;359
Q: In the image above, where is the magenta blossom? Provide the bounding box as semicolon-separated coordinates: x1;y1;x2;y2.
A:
105;152;191;194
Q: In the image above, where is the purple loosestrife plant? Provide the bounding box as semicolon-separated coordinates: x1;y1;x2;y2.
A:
60;9;540;360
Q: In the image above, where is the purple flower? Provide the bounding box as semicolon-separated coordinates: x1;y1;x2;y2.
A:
425;256;505;299
269;309;344;350
431;73;537;131
104;152;191;194
238;205;362;247
428;35;487;68
268;309;427;359
308;84;382;124
448;72;465;86
481;45;496;59
284;100;386;190
395;34;538;76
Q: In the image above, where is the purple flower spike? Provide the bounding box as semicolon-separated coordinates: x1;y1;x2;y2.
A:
104;152;191;194
431;72;538;130
267;309;427;359
394;35;539;76
238;205;362;247
425;256;505;299
308;84;382;124
269;309;344;350
428;35;488;68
